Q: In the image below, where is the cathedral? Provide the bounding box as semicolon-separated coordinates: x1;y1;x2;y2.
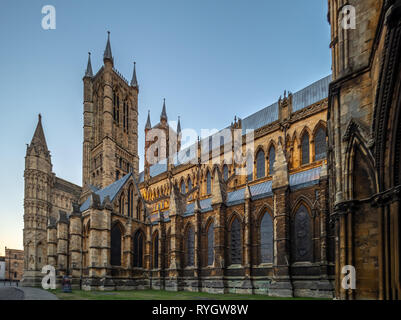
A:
21;0;401;299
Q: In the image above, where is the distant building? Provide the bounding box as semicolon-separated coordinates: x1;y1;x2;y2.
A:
0;257;5;280
5;248;24;281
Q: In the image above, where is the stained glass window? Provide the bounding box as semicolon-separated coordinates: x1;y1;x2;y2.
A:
207;223;214;266
269;146;276;175
223;165;229;181
186;227;195;266
260;212;273;263
206;171;211;194
292;205;312;262
302;133;310;165
314;128;327;160
230;218;242;265
256;150;265;179
153;233;159;269
133;231;144;267
110;225;122;266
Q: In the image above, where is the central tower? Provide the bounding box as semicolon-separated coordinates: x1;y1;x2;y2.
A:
82;32;139;197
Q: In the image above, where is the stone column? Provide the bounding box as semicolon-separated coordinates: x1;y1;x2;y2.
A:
270;142;293;297
56;211;69;285
194;199;202;292
243;183;254;293
69;203;82;289
47;217;57;268
167;185;184;291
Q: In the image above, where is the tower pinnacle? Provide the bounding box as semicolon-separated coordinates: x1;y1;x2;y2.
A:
131;61;139;89
84;52;93;78
160;98;168;122
145;110;152;130
103;31;113;63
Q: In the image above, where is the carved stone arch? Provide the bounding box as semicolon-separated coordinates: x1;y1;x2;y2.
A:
255;203;274;227
291;196;314;218
183;222;195;267
312;120;327;137
203;216;215;232
133;228;146;268
299;126;312;142
228;211;243;229
345;133;377;200
291;201;313;263
111;219;125;235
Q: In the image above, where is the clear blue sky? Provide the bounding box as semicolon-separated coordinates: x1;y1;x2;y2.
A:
0;0;331;255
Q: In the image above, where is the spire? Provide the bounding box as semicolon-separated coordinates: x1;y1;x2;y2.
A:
30;114;49;152
103;31;113;63
160;98;168;122
177;116;181;134
130;61;139;88
84;52;93;78
145;110;152;130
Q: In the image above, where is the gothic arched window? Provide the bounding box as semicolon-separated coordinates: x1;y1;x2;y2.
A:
207;222;215;266
223;164;229;181
153;232;159;269
230;217;242;265
136;200;141;220
269;146;276;175
302;133;310;165
188;178;192;191
247;154;253;182
119;195;125;215
110;224;122;266
133;230;144;267
128;185;134;217
186;226;195;267
314;127;327;161
180;180;186;194
260;212;274;264
256;149;265;179
292;205;312;262
206;171;211;195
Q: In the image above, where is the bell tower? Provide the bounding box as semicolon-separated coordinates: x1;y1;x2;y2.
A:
82;32;139;195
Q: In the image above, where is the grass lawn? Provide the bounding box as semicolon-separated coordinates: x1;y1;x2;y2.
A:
51;289;328;300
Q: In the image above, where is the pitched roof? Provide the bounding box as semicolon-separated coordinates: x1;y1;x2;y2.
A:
80;173;132;212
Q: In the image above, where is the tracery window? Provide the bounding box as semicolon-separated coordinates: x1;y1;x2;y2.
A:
256;150;265;179
153;232;159;269
260;212;273;263
133;230;144;267
186;226;195;267
128;185;134;217
292;205;312;262
206;171;211;195
314;127;327;161
110;224;122;266
223;164;229;181
247;154;253;182
180;180;186;194
302;133;310;165
207;222;215;266
119;195;124;215
269;146;276;175
230;218;242;265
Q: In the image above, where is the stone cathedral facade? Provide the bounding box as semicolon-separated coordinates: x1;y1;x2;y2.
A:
21;31;335;298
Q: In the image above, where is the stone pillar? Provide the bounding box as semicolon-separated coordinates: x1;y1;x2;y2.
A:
47;217;57;268
243;183;254;293
167;185;184;291
270;142;293;297
56;211;69;285
86;194;113;290
193;199;202;292
69;203;82;289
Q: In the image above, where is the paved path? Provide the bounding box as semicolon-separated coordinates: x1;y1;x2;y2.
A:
0;282;58;300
